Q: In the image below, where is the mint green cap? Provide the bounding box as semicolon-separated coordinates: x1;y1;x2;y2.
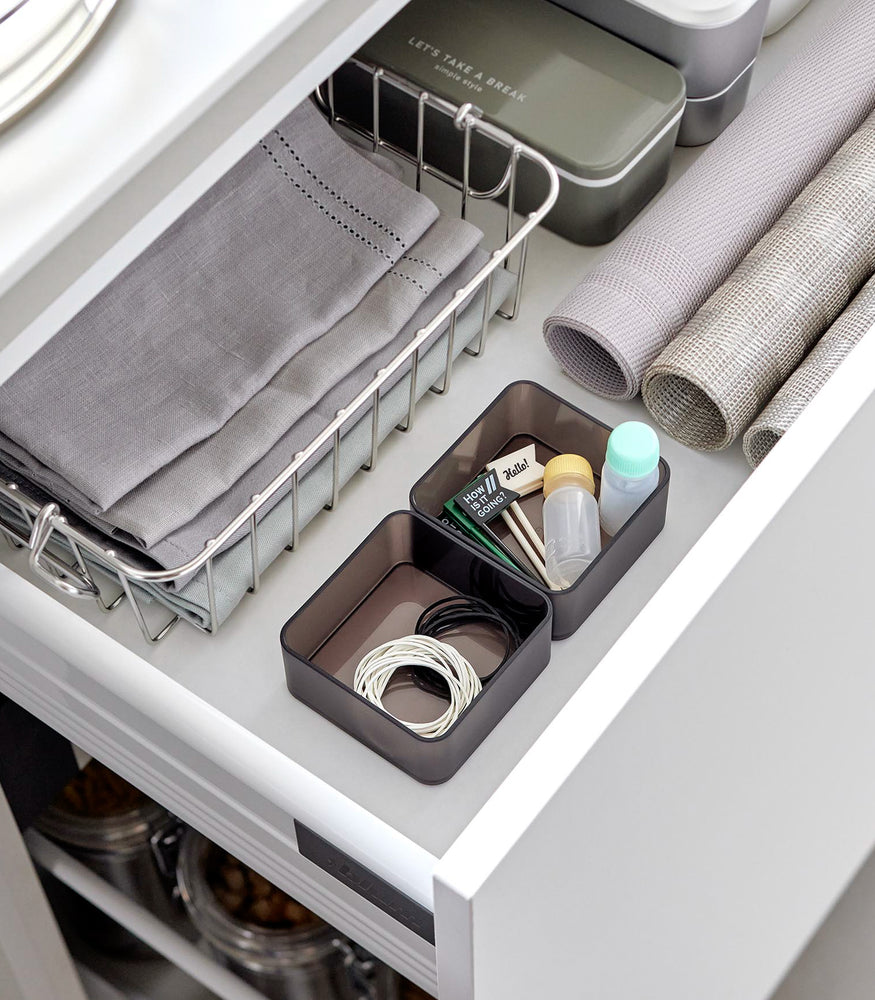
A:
606;421;659;479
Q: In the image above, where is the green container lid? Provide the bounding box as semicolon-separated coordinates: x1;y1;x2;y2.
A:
357;0;686;182
606;422;660;478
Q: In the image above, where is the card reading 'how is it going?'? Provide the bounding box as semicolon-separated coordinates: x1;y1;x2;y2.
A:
452;472;520;524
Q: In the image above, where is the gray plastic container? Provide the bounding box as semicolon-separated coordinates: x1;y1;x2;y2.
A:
410;382;670;640
552;0;770;145
333;0;685;245
281;511;552;784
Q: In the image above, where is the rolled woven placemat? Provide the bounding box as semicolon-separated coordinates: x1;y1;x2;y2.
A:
743;275;875;468
542;0;875;400
641;112;875;451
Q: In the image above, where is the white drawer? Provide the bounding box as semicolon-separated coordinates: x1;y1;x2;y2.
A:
2;1;873;997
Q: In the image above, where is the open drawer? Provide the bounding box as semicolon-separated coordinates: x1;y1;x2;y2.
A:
2;1;875;999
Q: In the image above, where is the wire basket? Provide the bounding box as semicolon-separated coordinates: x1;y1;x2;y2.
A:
0;58;559;645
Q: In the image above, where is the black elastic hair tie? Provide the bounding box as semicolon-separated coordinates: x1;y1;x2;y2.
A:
412;595;521;698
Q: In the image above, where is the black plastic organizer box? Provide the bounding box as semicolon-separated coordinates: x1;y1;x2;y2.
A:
280;381;670;783
281;511;552;783
411;381;670;639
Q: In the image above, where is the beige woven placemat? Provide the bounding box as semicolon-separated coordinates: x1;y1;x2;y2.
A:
542;0;875;400
743;276;875;468
641;112;875;451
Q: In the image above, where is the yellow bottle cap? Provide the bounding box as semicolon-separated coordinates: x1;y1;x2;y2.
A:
543;454;595;497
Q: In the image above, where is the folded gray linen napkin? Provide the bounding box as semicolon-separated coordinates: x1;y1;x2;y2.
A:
743;275;875;468
0;98;437;508
542;0;875;400
147;244;496;576
148;263;516;627
0;214;482;549
0;266;516;630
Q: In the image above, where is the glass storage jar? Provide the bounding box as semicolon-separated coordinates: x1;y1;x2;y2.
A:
177;829;400;1000
35;760;181;956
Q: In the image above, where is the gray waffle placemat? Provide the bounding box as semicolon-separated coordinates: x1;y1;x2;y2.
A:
641;112;875;451
543;0;875;400
743;275;875;467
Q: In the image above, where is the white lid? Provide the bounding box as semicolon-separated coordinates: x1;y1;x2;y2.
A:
619;0;762;27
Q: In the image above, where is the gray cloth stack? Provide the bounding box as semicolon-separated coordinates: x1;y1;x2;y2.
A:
0;98;437;509
0;95;511;627
151;265;516;627
0;213;482;561
641;112;875;450
542;0;875;400
743;276;875;468
140;241;495;582
0;264;515;627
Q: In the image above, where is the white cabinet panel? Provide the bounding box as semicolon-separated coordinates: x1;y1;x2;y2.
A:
436;332;875;999
0;785;88;1000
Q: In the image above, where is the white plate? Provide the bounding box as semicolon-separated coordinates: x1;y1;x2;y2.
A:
0;0;117;131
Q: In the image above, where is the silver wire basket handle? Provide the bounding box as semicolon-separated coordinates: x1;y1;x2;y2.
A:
27;503;101;599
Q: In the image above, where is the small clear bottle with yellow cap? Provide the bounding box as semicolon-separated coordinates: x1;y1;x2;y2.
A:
542;454;601;589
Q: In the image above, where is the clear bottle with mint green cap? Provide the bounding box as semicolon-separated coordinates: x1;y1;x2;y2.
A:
599;421;661;536
542;454;601;589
